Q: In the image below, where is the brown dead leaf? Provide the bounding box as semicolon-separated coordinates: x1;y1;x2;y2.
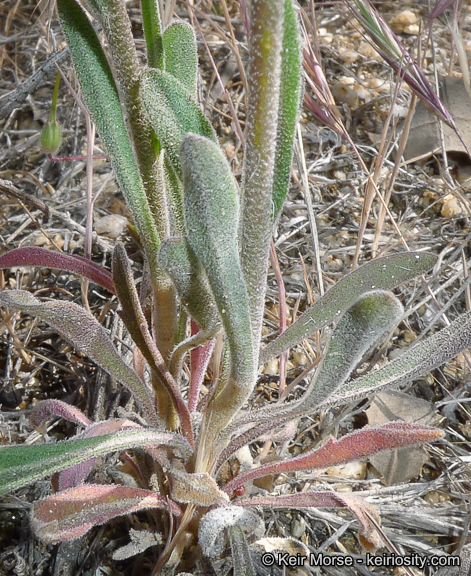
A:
403;76;471;161
365;390;441;485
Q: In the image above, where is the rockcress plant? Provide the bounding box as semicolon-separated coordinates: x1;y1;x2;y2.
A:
0;0;469;574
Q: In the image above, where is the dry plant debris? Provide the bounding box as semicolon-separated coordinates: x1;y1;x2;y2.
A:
1;0;471;575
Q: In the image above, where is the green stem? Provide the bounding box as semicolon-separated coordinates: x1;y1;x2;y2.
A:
50;71;61;122
240;0;284;364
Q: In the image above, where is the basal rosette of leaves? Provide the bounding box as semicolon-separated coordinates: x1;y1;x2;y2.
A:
0;0;466;574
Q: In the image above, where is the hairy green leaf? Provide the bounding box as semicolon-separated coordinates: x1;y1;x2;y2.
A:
161;22;198;96
228;526;256;576
158;236;219;331
259;252;437;365
301;290;403;412
58;0;161;276
0;290;159;427
240;0;284;359
0;429;190;496
141;0;163;68
181;134;254;429
329;307;471;407
32;484;181;543
140;69;216;176
272;0;303;218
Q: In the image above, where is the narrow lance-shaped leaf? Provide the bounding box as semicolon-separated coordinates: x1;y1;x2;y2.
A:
0;290;159;427
0;428;190;496
224;422;443;495
58;419;141;491
228;526;256;576
30;399;92;430
298;290;403;414
161;22;198;97
240;0;284;361
141;0;163;68
0;247;115;294
234;291;402;432
140;68;216;176
272;0;304;218
328;307;471;407
259;252;436;365
32;484;181;543
239;491;382;549
181;134;254;433
112;243;193;443
158;236;219;331
58;0;161;277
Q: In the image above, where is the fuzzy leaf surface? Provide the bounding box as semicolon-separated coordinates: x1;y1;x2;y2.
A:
32;484;181;542
0;248;115;294
161;22;198;96
259;252;436;365
140;69;216;175
329;307;471;406
0;429;190;496
112;243;192;442
58;0;161;275
302;290;403;411
272;0;303;217
224;422;443;495
158;236;219;330
30;399;91;430
228;526;256;576
0;290;158;426
58;419;141;490
181;134;254;429
199;506;264;558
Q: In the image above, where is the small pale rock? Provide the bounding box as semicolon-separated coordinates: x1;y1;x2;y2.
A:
262;358;279;376
441;195;462;218
292;352;308;367
340;50;359;64
390;10;418;34
403;24;419;35
95;214;129;238
358;40;381;61
326;460;367;479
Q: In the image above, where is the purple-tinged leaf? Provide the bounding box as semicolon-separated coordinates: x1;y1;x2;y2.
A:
30;400;91;431
112;243;193;444
224;422;443;495
32;484;181;542
0;248;115;293
0;290;159;427
429;0;458;22
239;491;382;548
0;428;191;496
189;321;215;412
58;419;141;490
